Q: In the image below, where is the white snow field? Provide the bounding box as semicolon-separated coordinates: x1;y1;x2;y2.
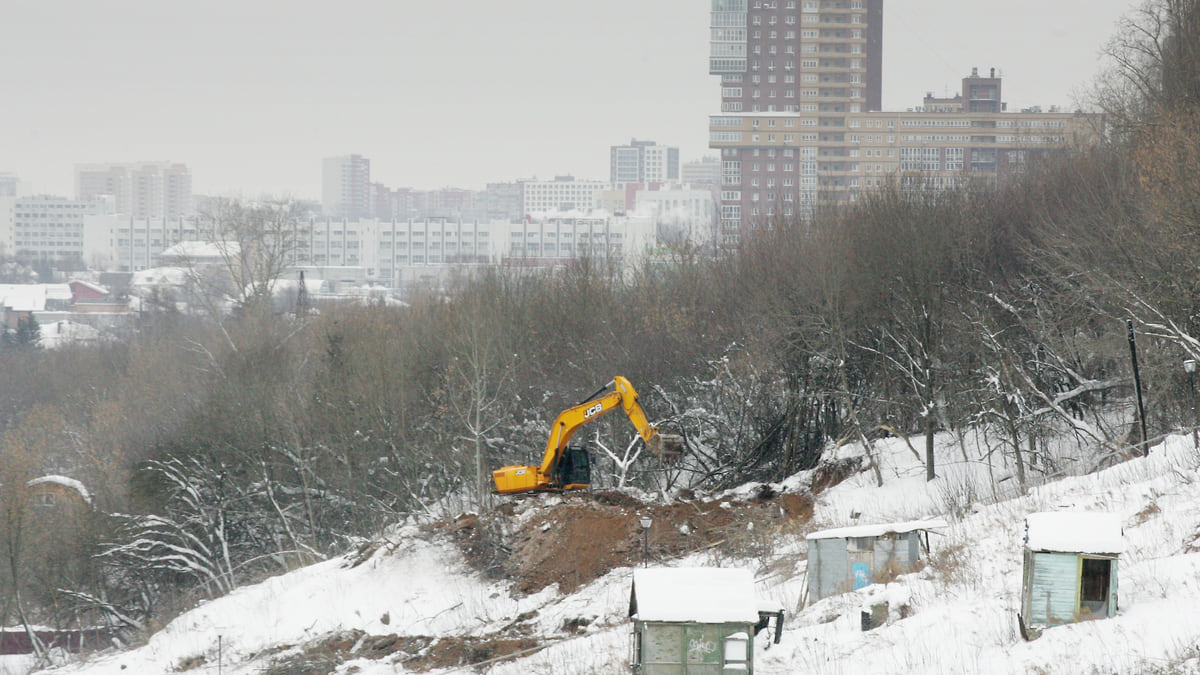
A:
32;429;1200;674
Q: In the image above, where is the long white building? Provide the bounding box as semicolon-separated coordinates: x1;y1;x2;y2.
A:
3;196;110;264
521;176;610;218
74;212;656;290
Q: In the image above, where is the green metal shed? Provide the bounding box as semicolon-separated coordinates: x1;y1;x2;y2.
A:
1019;511;1124;639
629;567;764;674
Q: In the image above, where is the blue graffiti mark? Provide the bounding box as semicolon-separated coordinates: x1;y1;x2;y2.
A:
852;562;873;590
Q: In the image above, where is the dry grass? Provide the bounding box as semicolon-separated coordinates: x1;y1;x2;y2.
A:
925;541;976;589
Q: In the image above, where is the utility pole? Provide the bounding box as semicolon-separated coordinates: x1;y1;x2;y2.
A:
1128;320;1148;455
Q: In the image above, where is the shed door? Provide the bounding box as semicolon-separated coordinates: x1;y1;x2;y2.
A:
1079;556;1114;620
1028;552;1079;626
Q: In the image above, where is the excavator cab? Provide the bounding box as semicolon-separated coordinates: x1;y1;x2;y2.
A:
550;444;591;489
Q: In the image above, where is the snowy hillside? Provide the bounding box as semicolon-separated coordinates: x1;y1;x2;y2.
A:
33;431;1200;674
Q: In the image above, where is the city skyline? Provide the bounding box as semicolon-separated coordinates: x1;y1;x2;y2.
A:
2;0;1135;200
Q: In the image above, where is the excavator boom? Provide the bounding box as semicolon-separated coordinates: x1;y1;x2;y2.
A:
492;376;683;494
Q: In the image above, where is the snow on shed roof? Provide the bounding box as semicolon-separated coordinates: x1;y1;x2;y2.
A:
806;518;949;540
630;567;758;624
1025;511;1125;554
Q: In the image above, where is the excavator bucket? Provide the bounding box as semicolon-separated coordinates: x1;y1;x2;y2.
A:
648;432;686;460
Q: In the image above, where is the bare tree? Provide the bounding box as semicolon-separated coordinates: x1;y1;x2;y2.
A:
0;405;71;663
443;271;519;510
167;197;310;351
843;183;985;481
1091;0;1200;133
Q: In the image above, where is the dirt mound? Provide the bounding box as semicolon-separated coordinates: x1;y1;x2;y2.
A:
446;487;814;596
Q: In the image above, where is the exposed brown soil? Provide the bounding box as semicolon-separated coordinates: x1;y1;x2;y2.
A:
443;486;814;596
260;629;543;674
264;482;823;673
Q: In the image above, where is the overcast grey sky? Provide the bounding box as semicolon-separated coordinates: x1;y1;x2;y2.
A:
1;0;1136;200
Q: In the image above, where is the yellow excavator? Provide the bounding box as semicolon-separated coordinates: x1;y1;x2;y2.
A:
492;376;684;494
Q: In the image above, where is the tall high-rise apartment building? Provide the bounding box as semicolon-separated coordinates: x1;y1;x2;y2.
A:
610;139;680;184
76;162;192;220
708;0;1098;245
322;154;372;220
710;0;882;116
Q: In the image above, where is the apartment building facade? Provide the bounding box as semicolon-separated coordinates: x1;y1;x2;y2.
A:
8;196;109;264
708;0;1099;245
0;173;19;198
610;139;681;185
682;156;722;186
75;162;192;220
520;176;610;218
322;154;372;220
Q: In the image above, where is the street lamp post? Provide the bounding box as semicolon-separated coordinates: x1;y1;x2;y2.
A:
1186;359;1198;450
639;515;652;567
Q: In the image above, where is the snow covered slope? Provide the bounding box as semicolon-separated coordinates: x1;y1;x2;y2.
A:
37;432;1200;674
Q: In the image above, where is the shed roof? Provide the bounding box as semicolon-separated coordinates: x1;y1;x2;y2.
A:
806;517;949;540
1025;511;1125;554
630;567;758;624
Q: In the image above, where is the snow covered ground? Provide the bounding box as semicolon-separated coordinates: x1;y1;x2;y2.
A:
30;430;1200;674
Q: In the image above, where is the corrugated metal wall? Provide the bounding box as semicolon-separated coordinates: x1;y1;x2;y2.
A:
1027;552;1079;626
809;533;926;603
872;532;918;573
808;538;850;602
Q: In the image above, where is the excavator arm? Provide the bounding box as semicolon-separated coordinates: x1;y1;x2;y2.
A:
492;376;683;494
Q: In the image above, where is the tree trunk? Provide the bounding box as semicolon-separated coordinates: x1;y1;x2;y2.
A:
924;411;936;481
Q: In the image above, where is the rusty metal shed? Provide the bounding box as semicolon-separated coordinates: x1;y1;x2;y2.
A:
805;518;947;604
